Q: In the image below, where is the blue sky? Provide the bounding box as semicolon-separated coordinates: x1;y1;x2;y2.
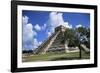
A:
22;10;90;50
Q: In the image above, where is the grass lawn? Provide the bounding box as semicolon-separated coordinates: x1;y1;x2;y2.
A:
22;50;90;62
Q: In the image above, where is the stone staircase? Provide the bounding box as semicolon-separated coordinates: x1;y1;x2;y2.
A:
34;30;60;54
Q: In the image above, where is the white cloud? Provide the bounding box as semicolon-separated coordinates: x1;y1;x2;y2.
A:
49;12;72;28
46;12;72;36
23;23;37;42
47;31;52;37
33;38;42;49
64;22;72;29
33;38;39;49
22;16;43;51
34;24;41;31
39;41;42;45
57;12;64;26
49;12;60;27
22;16;29;25
41;24;46;30
22;16;38;50
76;24;82;28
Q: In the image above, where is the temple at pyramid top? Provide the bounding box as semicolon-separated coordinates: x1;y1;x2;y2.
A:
55;25;67;33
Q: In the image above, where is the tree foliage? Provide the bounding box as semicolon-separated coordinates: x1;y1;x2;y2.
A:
64;28;77;47
64;27;90;48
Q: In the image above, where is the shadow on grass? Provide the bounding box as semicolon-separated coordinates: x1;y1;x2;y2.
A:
50;57;81;61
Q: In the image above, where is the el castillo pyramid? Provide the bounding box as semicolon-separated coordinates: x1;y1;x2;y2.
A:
33;25;80;54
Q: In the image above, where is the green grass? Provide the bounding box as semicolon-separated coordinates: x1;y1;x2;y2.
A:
22;51;90;62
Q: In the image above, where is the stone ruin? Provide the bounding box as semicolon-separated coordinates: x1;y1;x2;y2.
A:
34;25;80;54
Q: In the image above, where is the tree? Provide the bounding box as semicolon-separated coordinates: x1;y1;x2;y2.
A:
76;27;90;48
64;28;77;47
75;26;90;58
63;26;90;59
